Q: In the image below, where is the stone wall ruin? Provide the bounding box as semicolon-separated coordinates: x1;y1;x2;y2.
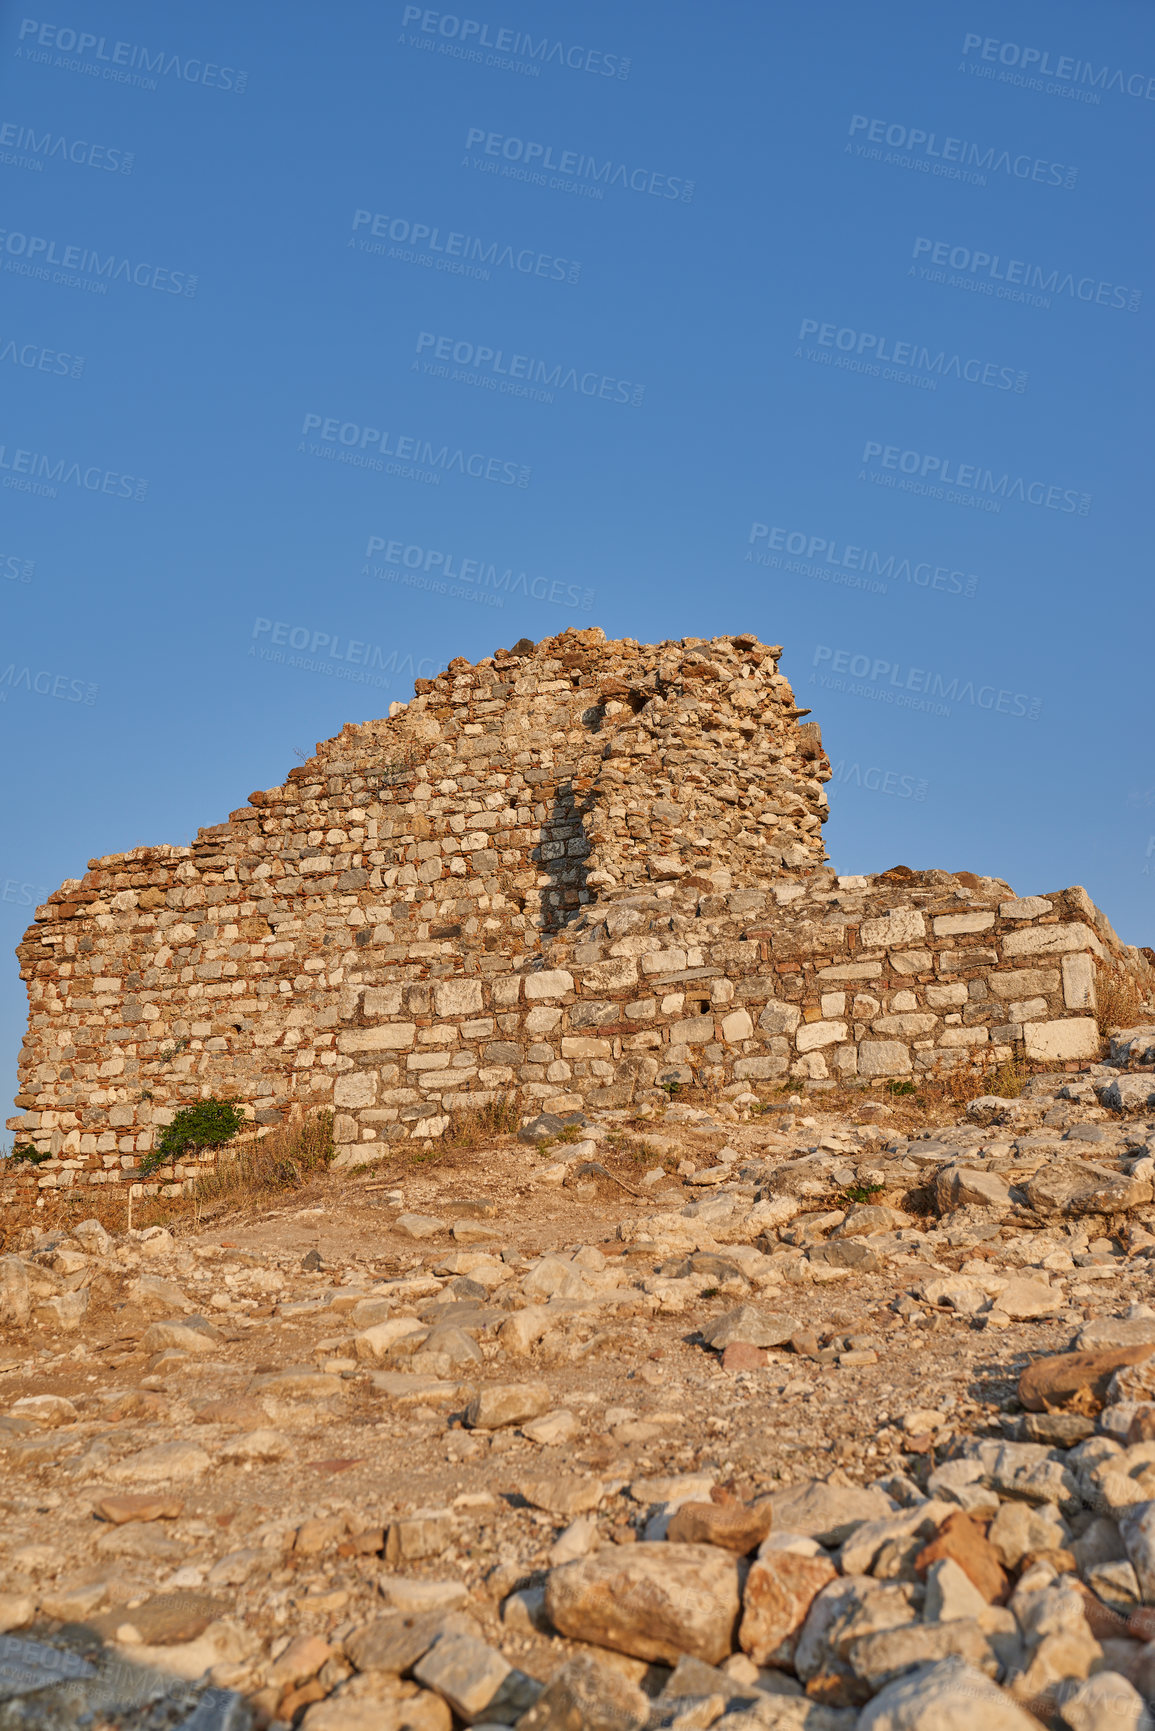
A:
7;627;1154;1191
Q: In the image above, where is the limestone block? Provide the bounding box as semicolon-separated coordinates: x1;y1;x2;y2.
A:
796;1020;847;1051
857;1041;912;1077
988;968;1060;999
1062;953;1096;1011
670;1016;715;1046
1023;1019;1100;1062
758;1002;802;1035
333;1072;377;1108
721;1009;754;1042
524;971;574;1001
339;1025;416;1053
1002;922;1103;959
934;913;996;935
860;909;927;948
434;979;483;1017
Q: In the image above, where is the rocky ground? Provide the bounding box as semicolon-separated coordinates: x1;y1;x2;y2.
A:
3;1032;1155;1729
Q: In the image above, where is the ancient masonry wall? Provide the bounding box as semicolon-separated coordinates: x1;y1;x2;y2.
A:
8;628;1155;1193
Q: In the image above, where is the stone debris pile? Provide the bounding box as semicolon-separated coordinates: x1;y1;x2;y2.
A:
3;1041;1155;1726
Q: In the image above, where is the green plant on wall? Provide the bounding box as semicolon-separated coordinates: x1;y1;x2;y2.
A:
139;1098;247;1177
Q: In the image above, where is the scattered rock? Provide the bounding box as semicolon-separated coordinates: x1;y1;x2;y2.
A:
465;1382;553;1430
666;1496;774;1554
545;1543;742;1664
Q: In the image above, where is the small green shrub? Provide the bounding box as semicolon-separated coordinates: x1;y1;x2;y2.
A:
8;1143;49;1166
843;1182;885;1204
887;1080;917;1097
141;1098;246;1176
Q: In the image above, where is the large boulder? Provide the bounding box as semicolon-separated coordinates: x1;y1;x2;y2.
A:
544;1543;741;1665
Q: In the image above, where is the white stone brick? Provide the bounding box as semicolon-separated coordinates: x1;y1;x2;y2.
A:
720;1009;754;1042
582;957;639;992
333;1072;377;1108
561;1037;612;1059
1009;998;1048;1022
1002;922;1103;959
338;1024;416;1053
872;1013;937;1038
999;896;1053;919
817;961;882;981
796;1020;847;1052
1023;1018;1100;1061
434;979;484;1018
1062;952;1096;1011
987;968;1060;1000
860;909;926;949
857;1040;911;1076
889;950;933;975
524;1007;561;1035
820;993;846;1017
938;1027;989;1047
523;970;574;1001
933;912;995;936
925;984;968;1008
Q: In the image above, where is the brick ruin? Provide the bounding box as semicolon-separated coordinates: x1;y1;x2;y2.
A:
7;627;1154;1191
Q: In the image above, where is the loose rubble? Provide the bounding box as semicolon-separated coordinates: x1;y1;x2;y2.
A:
3;1029;1155;1727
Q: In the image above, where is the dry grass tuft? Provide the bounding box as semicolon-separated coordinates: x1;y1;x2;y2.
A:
442;1092;520;1151
1095;970;1146;1038
190;1109;334;1208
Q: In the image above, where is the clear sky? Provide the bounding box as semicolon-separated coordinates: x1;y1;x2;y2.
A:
2;0;1153;1117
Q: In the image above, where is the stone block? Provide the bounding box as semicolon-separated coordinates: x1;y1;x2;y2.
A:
860;909;926;948
987;967;1060;999
1023;1019;1100;1062
339;1025;416;1053
669;1015;715;1046
1062;953;1096;1011
857;1040;912;1077
720;1009;754;1042
1003;922;1103;959
333;1072;377;1108
796;1020;846;1052
560;1036;612;1059
434;979;484;1018
933;912;996;935
524;971;574;1001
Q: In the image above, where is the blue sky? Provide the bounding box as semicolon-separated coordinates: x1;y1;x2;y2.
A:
2;0;1153;1112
